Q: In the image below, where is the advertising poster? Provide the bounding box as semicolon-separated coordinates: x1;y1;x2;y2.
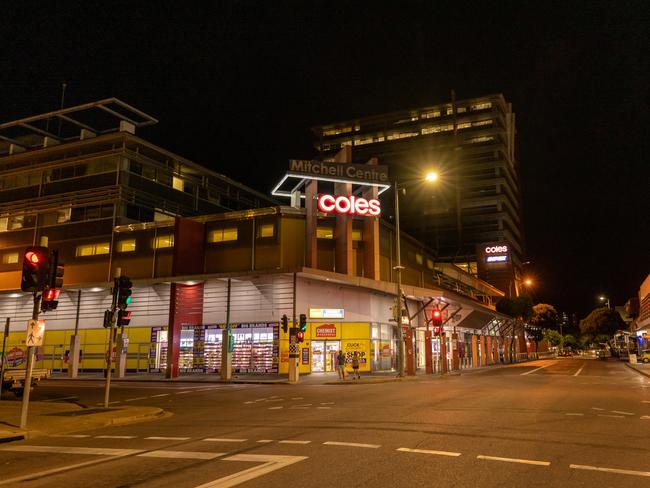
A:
342;339;370;372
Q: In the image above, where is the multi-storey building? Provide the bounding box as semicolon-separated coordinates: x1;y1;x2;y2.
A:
311;93;524;295
0;99;275;283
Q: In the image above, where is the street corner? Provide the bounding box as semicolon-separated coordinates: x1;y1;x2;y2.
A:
625;362;650;379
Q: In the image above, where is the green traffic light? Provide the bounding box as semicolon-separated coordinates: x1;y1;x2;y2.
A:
125;296;132;305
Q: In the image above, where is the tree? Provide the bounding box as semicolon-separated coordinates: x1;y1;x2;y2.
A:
543;329;563;347
496;296;534;320
579;307;625;341
530;304;558;331
563;334;578;350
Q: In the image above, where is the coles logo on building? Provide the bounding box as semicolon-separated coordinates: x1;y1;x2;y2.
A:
315;324;337;338
317;194;381;217
485;245;508;254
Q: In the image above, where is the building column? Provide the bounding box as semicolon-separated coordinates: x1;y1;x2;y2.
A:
305;179;318;269
334;147;353;276
362;158;380;280
471;335;479;368
166;283;204;379
493;336;499;363
486;336;493;365
440;332;448;373
480;335;487;367
451;332;459;370
424;330;433;374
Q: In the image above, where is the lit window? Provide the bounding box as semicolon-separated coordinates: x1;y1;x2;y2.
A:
352;229;363;241
426;259;434;270
257;224;275;238
172;176;184;191
473;119;493;127
470;136;495;144
421;110;441;119
446;107;453;115
76;242;110;257
317;227;334;239
416;253;423;265
471;102;492;111
2;252;19;264
458;107;467;113
209;227;238;243
340;141;352;147
323;126;353;136
153;235;174;249
457;122;471;129
117;239;136;252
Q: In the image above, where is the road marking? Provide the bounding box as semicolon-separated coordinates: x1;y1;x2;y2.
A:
0;445;142;456
256;439;273;443
320;402;335;405
279;440;311;444
598;414;625;418
151;393;170;397
194;454;308;488
125;397;148;402
145;436;191;440
244;401;254;404
108;401;121;404
95;435;137;439
521;364;549;376
574;364;586;376
50;434;90;438
565;413;584;416
611;410;635;416
592;407;605;411
203;438;247;443
570;464;650;477
291;397;303;400
323;441;380;449
477;455;550;466
289;406;309;409
317;406;332;409
640;416;650;420
176;391;193;394
397;447;461;457
642;400;650;403
139;450;225;460
296;403;312;407
268;406;283;410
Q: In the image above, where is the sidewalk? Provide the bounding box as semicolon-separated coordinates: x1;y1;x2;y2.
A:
0;400;166;443
625;361;650;379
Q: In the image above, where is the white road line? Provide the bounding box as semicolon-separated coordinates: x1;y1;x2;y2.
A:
642;400;650;403
521;364;549;376
95;435;136;439
570;464;650;477
125;397;148;402
397;447;461;457
203;438;247;443
289;406;309;409
592;407;605;411
0;445;142;456
477;455;550;466
150;393;170;398
640;416;650;420
145;436;191;440
268;406;283;410
611;410;635;416
139;450;225;460
565;413;584;416
50;434;90;438
256;439;273;443
323;441;380;449
194;454;308;488
317;406;332;409
244;401;254;404
574;364;586;376
176;391;193;394
279;440;311;444
291;397;303;400
296;404;312;407
320;402;335;405
108;401;121;404
598;414;625;418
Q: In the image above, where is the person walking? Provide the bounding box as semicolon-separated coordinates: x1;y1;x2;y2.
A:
337;350;346;380
352;351;361;379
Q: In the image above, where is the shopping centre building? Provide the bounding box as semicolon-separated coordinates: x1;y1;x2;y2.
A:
0;101;528;378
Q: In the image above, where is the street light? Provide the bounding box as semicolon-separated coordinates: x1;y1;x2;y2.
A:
394;171;439;377
524;278;533;286
599;296;610;309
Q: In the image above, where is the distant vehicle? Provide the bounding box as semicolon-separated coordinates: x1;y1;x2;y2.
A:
639;350;650;364
1;355;50;397
558;350;573;357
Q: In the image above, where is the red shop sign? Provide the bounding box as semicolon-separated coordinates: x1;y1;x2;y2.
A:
315;324;337;338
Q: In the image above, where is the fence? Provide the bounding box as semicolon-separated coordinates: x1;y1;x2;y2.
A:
32;342;151;373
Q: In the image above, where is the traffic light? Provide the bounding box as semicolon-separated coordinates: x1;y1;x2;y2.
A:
103;309;113;328
431;308;442;328
21;246;49;292
48;249;64;289
41;288;61;312
297;331;305;342
228;331;234;353
281;314;288;333
299;313;307;333
116;276;133;310
117;310;132;327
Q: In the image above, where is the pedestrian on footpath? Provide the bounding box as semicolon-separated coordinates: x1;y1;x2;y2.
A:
337;350;346;380
352;351;361;380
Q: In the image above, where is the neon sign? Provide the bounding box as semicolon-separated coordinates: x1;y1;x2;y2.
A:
317;194;381;217
485;245;508;254
486;255;508;263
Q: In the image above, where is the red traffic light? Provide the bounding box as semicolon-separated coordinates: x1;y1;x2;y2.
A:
25;251;40;265
297;331;305;342
43;288;61;301
432;309;441;319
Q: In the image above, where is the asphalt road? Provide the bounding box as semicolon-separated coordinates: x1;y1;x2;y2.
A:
1;358;649;487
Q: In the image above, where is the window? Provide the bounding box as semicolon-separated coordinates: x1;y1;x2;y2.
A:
426;258;434;270
471;102;492;111
421;110;441;119
257;223;274;238
172;176;184;191
153;235;174;249
415;253;423;265
2;252;18;264
209;227;238;243
117;239;136;252
76;242;110;257
323;126;353;136
317;227;334;239
352;229;363;241
0;215;35;232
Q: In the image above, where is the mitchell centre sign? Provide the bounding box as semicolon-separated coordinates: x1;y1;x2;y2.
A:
288;159;389;186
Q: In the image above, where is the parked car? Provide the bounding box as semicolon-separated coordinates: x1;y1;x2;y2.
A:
639;350;650;364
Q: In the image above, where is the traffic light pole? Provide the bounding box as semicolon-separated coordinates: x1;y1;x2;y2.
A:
20;293;41;428
394;181;406;378
103;274;119;409
0;318;10;398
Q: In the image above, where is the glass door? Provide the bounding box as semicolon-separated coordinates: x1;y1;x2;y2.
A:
324;341;340;372
312;341;325;372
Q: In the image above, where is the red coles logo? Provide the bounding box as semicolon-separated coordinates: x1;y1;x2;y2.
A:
317;194;381;217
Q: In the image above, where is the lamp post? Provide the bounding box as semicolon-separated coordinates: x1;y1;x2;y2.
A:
599;296;610;309
393;170;439;377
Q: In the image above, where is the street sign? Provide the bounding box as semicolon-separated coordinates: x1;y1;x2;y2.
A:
26;319;45;346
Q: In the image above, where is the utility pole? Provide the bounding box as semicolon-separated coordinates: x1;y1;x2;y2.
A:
220;278;232;381
0;318;9;398
103;268;120;408
394;180;405;377
20;293;41;428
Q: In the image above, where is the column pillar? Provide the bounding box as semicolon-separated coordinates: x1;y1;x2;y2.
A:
440;332;448;373
305;179;318;269
362;158;380;280
471;335;479;368
486;336;493;365
480;335;487;367
334;147;353;275
451;332;459;370
424;330;433;374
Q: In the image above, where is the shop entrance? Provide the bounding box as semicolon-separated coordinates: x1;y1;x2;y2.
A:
311;341;340;372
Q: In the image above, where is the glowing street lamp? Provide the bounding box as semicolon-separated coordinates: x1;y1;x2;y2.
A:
425;171;439;183
599;295;610;309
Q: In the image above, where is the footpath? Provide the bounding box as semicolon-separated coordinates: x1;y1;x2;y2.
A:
625;361;650;379
0;400;165;444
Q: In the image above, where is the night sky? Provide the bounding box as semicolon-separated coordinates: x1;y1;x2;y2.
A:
1;1;648;318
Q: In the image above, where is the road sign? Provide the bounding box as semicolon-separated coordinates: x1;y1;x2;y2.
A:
26;319;45;346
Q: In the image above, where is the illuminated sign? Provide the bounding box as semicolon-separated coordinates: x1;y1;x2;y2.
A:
315;324;337;338
317;194;381;217
486;255;508;263
309;308;344;319
289;159;389;184
485;245;508;254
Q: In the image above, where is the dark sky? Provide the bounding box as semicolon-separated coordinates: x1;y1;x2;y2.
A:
1;1;649;318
